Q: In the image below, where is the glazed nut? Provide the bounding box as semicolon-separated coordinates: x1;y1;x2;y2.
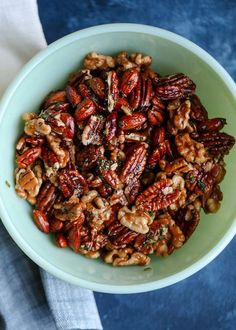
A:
83;52;115;70
175;133;208;164
15;166;42;201
130;53;152;66
24;118;51;136
118;206;153;234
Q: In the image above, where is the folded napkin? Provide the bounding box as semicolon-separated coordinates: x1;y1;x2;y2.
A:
0;1;102;329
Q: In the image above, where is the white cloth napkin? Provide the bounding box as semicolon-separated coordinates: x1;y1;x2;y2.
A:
0;1;102;329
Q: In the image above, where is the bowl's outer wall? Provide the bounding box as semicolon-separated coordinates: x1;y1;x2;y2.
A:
0;25;236;293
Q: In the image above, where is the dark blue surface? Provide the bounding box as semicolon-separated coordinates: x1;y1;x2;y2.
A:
38;1;236;329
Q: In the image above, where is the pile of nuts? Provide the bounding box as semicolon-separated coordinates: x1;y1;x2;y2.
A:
15;51;235;266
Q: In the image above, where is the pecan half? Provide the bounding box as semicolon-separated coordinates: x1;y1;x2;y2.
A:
119;113;146;131
16;147;41;168
33;210;50;233
120;68;139;96
107;70;119;111
74;99;96;122
192;131;235;156
15;166;42;203
82;115;105;145
156;73;196;100
120;143;147;186
36;181;56;214
136;178;181;212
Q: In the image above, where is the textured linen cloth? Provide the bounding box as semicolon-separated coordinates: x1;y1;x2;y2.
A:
0;1;102;329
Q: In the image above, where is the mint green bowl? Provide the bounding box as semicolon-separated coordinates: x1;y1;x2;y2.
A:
0;24;236;293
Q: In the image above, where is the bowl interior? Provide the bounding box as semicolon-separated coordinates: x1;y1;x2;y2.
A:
0;26;236;293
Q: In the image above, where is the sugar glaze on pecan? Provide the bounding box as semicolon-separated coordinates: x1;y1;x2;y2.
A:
14;51;235;267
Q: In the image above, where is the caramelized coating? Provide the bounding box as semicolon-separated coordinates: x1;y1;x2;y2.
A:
14;51;235;267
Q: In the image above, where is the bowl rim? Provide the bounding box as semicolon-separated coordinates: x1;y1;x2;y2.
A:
0;23;236;294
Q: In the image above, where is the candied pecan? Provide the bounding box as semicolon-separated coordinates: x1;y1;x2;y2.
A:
119;113;146;131
124;178;141;204
192;131;235;156
98;183;113;197
120;143;147;186
151;127;165;147
107;70;119;112
107;221;138;247
55;233;68;248
115;97;133;115
68;69;92;88
24;118;51;136
77;145;104;170
130;72;153;109
16;147;42;168
36;181;56;214
118;206;153;234
74;99;96;122
67;225;81;252
50;218;64;232
120;68;139;96
189;94;208;121
46;134;70;168
46;112;75;139
58;169;88;198
66;85;81;107
104;112;118;142
147;105;165;126
96;158;121;189
129;78;141;110
83;52;115;70
82;115;105;145
147;141;167;167
42;147;60;177
78;83;105;111
159;158;193;175
33;210;50;233
175;133;208;164
140;73;153;108
174;204;200;242
88;77;105;99
136;178;181;212
80;228;108;251
197;118;227;132
15;166;42;203
124;132;147;142
113;230;139;248
156;73;196;100
43;90;67;108
16;135;45;152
